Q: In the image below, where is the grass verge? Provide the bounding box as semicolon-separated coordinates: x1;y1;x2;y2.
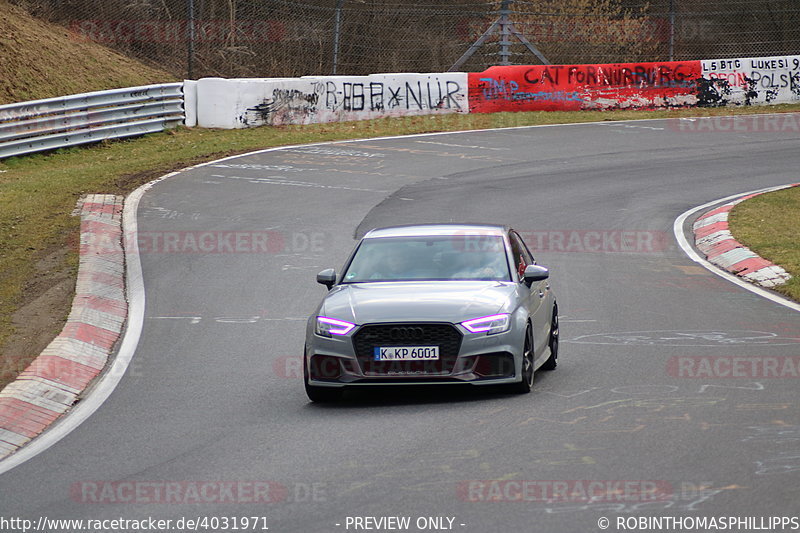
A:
728;185;800;303
3;103;800;388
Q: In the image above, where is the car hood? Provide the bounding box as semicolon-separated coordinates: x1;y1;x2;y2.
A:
320;281;518;324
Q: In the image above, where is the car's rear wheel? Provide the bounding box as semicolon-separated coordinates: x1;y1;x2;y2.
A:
541;304;559;371
511;325;534;394
304;355;343;403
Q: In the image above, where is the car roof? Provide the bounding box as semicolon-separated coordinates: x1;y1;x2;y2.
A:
363;223;508;239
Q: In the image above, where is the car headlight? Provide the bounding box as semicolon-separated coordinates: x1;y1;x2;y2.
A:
461;313;511;335
315;316;356;337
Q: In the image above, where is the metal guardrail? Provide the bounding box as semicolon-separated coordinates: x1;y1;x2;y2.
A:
0;83;184;159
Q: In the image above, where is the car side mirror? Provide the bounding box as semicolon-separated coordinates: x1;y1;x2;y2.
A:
317;268;337;289
523;264;549;285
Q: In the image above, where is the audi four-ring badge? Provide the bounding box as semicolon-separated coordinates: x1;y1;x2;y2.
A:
303;224;559;402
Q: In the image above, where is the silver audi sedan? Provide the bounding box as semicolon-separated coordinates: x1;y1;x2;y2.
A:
303;224;558;402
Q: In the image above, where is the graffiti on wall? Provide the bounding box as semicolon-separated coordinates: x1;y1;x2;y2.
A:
469;61;702;113
469;56;800;113
195;55;800;129
239;75;467;127
700;56;800;106
245;88;322;126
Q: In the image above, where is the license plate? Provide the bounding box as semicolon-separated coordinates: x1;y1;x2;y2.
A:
374;346;440;361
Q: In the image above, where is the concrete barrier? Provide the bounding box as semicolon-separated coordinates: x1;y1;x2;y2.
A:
183;80;198;127
468;61;702;113
700;56;800;107
196;73;469;128
467;55;800;113
186;56;800;128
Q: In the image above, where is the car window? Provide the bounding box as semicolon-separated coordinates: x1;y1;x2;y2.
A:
513;230;536;265
342;235;511;283
508;231;533;280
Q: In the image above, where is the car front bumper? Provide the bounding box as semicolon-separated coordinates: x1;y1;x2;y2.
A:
304;321;525;388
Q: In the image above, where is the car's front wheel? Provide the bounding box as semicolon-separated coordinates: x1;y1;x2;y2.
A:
511;324;534;394
304;355;343;403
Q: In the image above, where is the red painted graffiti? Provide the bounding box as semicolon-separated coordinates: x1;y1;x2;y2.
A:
468;60;702;113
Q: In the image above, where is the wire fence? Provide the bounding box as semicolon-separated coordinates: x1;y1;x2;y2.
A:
10;0;800;78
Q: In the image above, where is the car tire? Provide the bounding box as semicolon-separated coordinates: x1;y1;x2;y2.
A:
304;355;343;403
511;324;534;394
541;304;559;371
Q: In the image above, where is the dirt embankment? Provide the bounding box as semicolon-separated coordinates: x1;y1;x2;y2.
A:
0;1;174;105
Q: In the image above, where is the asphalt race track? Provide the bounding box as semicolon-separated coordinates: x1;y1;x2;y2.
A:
2;116;799;532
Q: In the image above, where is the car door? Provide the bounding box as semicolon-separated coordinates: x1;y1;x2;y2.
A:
510;230;550;359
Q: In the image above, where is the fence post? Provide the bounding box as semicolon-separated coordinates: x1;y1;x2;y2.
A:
333;0;346;74
669;0;675;61
498;0;512;65
449;0;549;71
187;0;196;79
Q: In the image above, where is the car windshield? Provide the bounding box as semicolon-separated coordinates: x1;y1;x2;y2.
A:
342;235;511;283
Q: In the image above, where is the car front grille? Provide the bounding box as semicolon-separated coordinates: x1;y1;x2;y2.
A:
352;323;463;376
